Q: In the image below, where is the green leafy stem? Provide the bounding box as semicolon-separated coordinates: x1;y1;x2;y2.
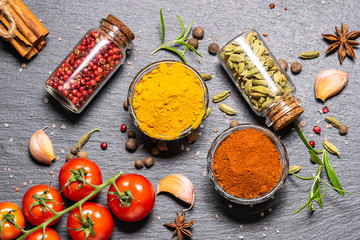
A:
291;120;352;214
12;171;124;240
151;8;202;64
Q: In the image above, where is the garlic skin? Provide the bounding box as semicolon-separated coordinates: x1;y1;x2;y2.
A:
157;174;195;208
315;69;348;102
29;129;56;165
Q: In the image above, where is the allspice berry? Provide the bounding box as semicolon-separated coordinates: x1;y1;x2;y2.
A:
144;156;154;168
123;100;128;110
208;43;220;55
230;120;240;127
291;61;302;74
135;158;144;169
156;141;168;151
339;125;348;135
187;132;199;143
77;151;88;159
127;130;136;138
126;138;138;152
278;59;288;71
188;38;199;49
66;154;75;161
192;26;204;39
71;147;79;155
151;147;160;156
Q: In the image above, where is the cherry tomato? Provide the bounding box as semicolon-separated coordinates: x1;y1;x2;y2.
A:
107;174;155;222
59;158;103;201
0;202;25;240
22;185;64;226
67;202;113;240
25;228;60;240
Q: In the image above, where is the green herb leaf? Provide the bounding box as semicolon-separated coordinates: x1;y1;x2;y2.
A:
323;151;345;196
176;15;185;40
183;20;193;39
162;47;187;64
175;40;202;57
293;121;322;154
314;179;323;208
309;149;323;165
160;8;165;45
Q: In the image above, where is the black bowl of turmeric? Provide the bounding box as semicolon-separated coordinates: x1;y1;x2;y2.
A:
128;60;209;140
207;124;289;205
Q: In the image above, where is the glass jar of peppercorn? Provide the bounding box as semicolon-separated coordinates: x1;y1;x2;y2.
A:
45;15;134;113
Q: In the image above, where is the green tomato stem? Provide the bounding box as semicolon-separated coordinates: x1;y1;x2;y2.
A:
16;171;123;240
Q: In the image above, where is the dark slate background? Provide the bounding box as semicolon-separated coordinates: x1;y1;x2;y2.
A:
0;0;358;239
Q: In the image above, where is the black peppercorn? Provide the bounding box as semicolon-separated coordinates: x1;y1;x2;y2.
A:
188;38;199;49
192;26;204;39
278;59;288;71
208;43;220;55
339;125;348;135
144;156;154;168
135;158;144;169
127;130;136;138
291;61;302;74
71;146;79;155
126;138;138;152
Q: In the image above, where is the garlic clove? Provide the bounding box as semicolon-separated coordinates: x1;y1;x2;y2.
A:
29;128;56;165
157;174;195;208
315;69;348;102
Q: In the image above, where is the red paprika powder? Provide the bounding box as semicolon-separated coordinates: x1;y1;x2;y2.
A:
213;128;282;199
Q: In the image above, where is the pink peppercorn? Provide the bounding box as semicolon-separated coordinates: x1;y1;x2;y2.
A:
322;106;330;114
309;141;315;148
120;124;127;132
101;142;108;150
313;126;321;134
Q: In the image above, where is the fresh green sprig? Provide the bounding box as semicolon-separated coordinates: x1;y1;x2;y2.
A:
151;8;202;64
290;120;352;214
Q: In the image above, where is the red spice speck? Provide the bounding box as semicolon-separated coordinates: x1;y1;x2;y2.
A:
313;126;321;134
50;171;54;175
263;33;269;37
215;214;219;219
309;140;315;148
101;142;108;150
269;3;275;9
120;124;127;132
322;106;330;113
284;6;288;10
15;187;19;192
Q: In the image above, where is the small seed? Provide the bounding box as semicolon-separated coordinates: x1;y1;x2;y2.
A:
291;61;302;74
339;125;348;135
188;38;199;49
193;26;204;39
71;147;79;155
123;100;128;110
128;130;136;138
299;51;319;59
66;154;75;161
230;120;240;127
187;132;199;143
201;73;212;81
151;147;160;156
269;3;275;9
156;141;168;151
135;158;144;169
278;59;288;71
144;156;154;168
208;43;220;55
126;138;138;152
77;151;88;159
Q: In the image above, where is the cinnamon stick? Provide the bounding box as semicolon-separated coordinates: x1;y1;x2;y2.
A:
24;46;38;60
0;22;32;57
35;39;46;51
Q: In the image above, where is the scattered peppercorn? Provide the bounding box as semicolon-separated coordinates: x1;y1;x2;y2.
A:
322;106;330;113
135;158;144;169
284;6;288;10
123;100;128;110
230;120;240;127
71;147;79;155
269;3;275;9
339;125;348;135
278;59;288;71
309;140;315;148
291;61;302;74
150;138;157;144
144;156;154;168
187;132;199;143
192;26;204;39
66;154;75;161
156;141;168;151
100;142;108;150
126;138;138;152
121;124;127;132
188;38;199;49
310;157;315;164
77;151;88;159
151;147;160;156
313;126;321;134
208;43;220;55
263;33;269;37
127;130;136;138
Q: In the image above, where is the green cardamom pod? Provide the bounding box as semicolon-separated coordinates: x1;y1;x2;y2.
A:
289;165;301;174
212;90;230;103
204;107;211;119
229;54;243;63
219;104;237;115
252;86;276;97
299;51;319;59
325;117;341;128
323;140;341;157
201;73;212;81
78;128;100;150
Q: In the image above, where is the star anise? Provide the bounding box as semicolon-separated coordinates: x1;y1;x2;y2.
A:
163;211;194;240
322;22;360;64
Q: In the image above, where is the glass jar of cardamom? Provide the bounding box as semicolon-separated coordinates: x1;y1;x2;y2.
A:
218;30;303;131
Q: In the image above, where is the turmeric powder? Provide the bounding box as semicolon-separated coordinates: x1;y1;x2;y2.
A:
132;62;206;140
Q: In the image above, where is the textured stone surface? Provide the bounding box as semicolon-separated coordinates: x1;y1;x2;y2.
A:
0;0;359;239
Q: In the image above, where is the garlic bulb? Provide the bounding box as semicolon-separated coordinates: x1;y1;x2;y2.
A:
29;128;56;165
315;69;348;102
157;174;195;208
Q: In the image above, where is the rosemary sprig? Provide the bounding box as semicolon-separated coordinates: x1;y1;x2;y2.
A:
151;8;202;64
290;120;352;214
